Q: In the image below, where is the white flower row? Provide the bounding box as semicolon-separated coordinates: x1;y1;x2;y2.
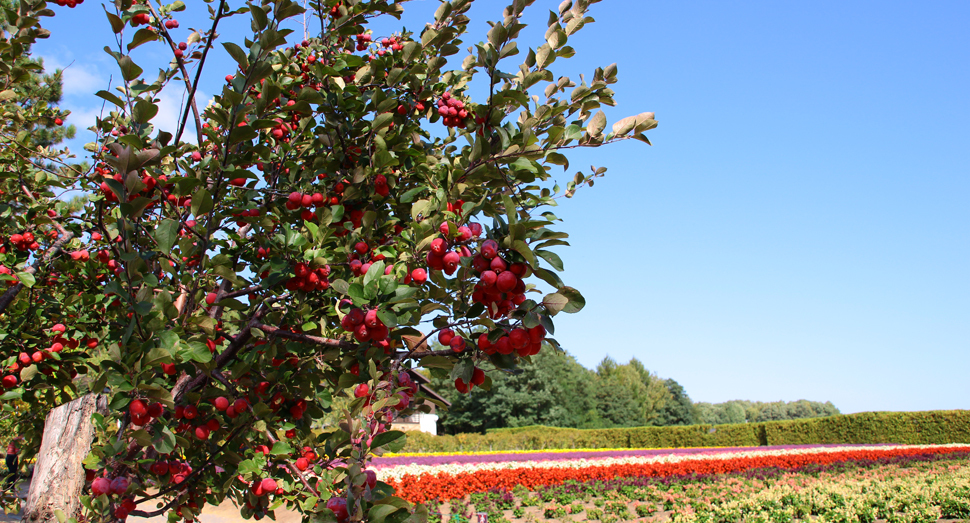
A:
374;443;969;482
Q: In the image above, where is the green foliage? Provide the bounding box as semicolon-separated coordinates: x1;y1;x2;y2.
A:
695;399;841;425
654;378;695;426
402;410;970;452
0;0;658;520
433;349;597;434
435;354;675;433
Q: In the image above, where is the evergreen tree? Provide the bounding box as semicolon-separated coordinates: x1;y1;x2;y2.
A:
655;378;696;426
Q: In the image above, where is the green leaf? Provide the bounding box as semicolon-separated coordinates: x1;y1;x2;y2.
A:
559;286;586;314
237;459;260;475
270;441;294;455
512;240;537;268
223;42;250;70
16;272;34;288
542;292;568;315
363;261;385;288
419;356;453;370
250;4;268;30
586;110;606;137
115;53;143;82
535;249;564;271
370;430;406;452
153;423;176;453
371;112;394;132
0;90;16;102
191;188;213;216
132;429;153;447
376;309;398;329
132;99;158;123
154;219;179;253
104;10;124;33
127;28;158;51
186;342;212;363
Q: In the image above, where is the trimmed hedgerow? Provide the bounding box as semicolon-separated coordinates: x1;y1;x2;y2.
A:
402;410;970;452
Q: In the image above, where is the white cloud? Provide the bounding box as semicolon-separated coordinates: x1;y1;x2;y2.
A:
41;55;110;98
153;87;209;143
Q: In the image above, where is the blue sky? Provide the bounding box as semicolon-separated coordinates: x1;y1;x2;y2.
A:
34;0;969;414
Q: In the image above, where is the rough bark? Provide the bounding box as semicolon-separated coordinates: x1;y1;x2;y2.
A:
21;394;107;523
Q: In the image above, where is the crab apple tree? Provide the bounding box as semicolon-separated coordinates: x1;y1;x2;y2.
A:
0;0;656;521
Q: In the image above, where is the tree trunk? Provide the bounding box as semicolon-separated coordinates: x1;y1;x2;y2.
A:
21;394;107;523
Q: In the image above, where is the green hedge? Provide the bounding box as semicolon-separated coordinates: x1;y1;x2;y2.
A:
401;410;970;453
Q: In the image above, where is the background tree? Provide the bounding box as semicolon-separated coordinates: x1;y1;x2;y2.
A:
654;378;696;426
433;348;595;434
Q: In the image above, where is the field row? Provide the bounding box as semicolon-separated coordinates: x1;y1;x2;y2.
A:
426;452;970;523
379;444;970;503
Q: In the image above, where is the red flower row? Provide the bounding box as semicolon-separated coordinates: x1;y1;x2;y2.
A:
386;445;970;503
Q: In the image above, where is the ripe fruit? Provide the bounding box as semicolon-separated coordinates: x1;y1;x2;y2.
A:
449;336;466;352
233;398;250;413
481;240;498;259
260;477;277;493
410;268;427;284
437;328;454;346
205;292;217;305
496;271;517;292
51;324;66;334
194;425;210;440
110;477;129;495
1;375;16;388
327;497;349;520
183;405;198;419
365;469;377;488
91;477;111;496
214;397;230;411
471;367;485;386
443;251;460;274
295;457;309;471
430;237;447;255
129;399;147;417
354;383;369;398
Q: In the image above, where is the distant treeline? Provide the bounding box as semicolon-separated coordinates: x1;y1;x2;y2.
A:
428;350;839;435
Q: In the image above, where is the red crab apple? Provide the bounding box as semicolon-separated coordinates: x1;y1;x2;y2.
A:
471;367;486;386
327;497;348;520
110;477;129;495
481;240;499;259
129;399;148;418
365;469;377;488
437;328;454;346
91;477;111;496
410;268;427;284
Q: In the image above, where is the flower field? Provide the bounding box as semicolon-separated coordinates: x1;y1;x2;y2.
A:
377;444;970;522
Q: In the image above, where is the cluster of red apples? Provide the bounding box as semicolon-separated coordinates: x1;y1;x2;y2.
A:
436;92;469;128
339;303;390;345
283;262;331;292
5;232;39;251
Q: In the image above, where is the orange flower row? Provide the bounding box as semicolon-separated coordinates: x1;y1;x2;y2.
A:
386;445;970;503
